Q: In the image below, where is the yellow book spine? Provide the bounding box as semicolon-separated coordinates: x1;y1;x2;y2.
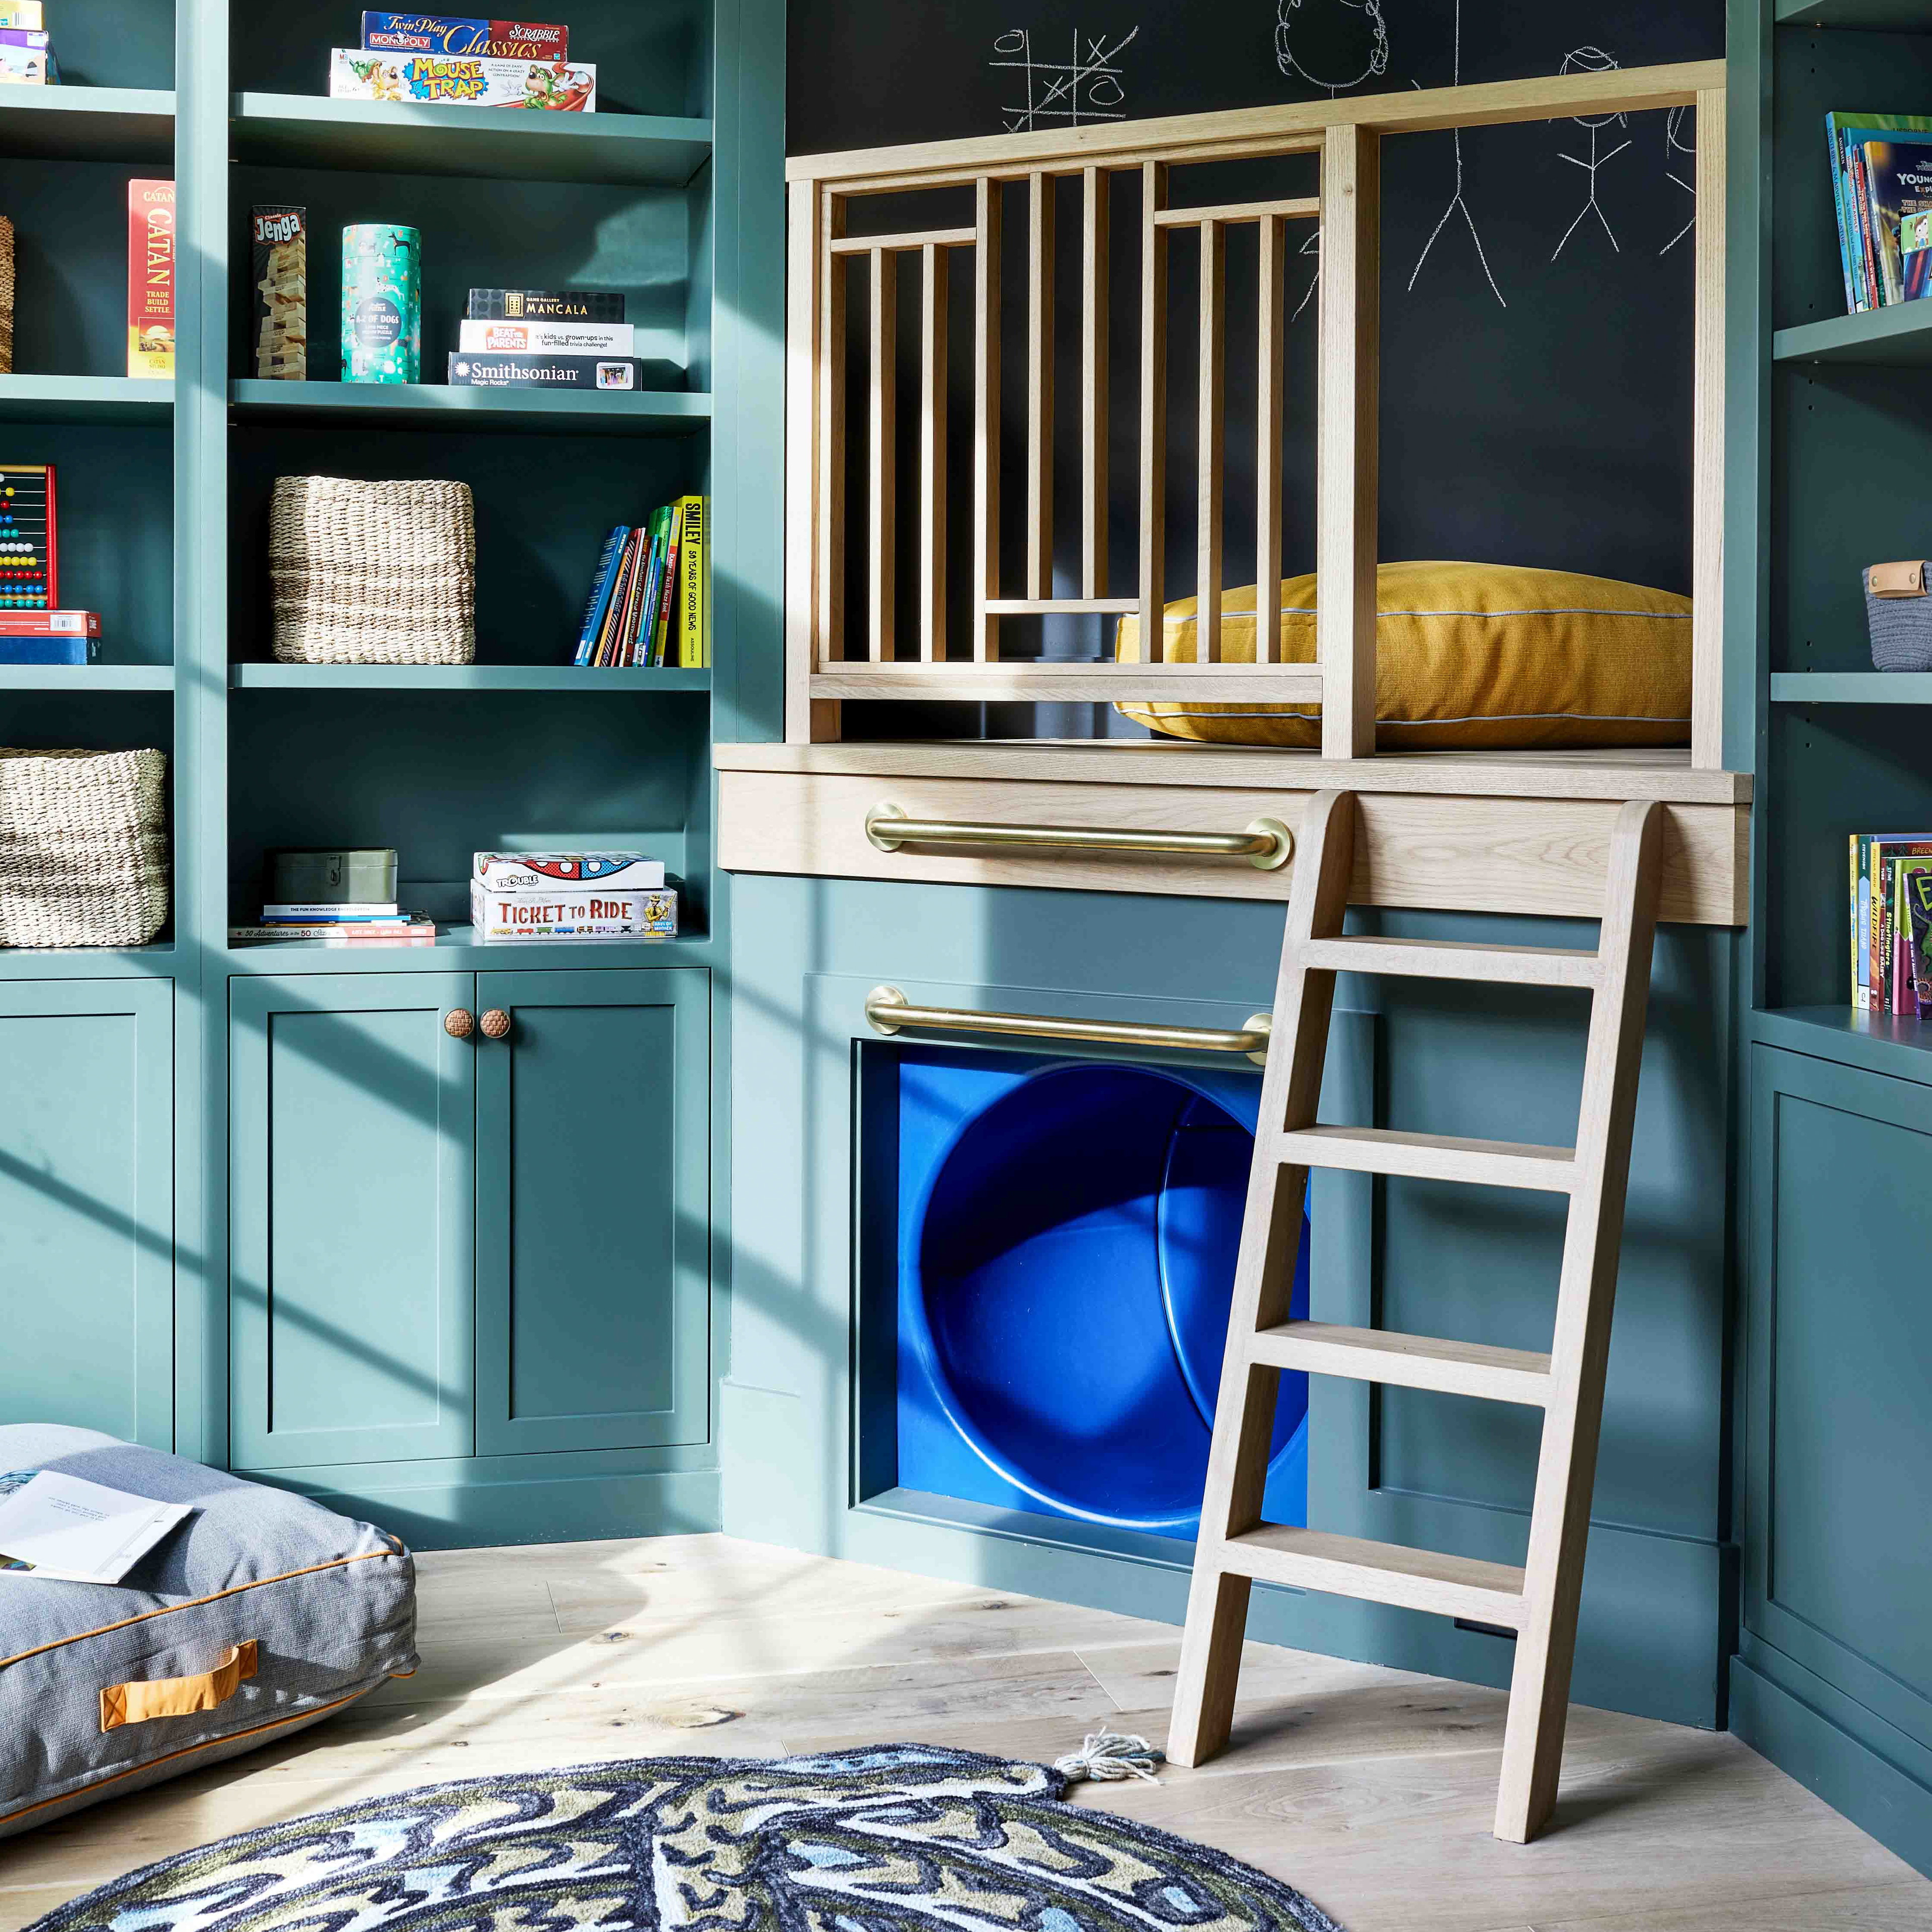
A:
677;494;706;668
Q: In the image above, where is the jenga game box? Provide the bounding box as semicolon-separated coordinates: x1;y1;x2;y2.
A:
126;180;175;379
251;204;307;379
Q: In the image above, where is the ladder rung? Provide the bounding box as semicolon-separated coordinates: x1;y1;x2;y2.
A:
1251;1320;1553;1406
1216;1524;1526;1626
1275;1125;1577;1192
1300;935;1600;989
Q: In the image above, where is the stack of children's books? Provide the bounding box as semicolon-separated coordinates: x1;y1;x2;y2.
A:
230;848;436;945
1850;832;1932;1016
1827;113;1932;311
574;496;706;667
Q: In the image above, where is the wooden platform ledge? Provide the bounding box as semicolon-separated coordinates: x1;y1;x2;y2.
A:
714;743;1751;927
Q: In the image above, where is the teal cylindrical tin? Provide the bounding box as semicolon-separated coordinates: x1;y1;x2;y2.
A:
341;224;421;383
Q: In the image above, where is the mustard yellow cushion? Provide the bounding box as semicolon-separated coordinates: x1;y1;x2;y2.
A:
1113;560;1692;750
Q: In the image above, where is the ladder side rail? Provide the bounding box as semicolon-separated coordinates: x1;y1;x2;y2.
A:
1493;798;1666;1843
1168;789;1358;1767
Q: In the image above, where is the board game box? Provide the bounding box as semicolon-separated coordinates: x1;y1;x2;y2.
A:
456;317;634;356
127;180;176;378
251;205;308;379
465;288;624;323
447;351;642;389
361;15;568;58
329;48;595;110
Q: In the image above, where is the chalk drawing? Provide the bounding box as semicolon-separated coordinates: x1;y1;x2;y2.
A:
1407;0;1507;306
1552;47;1633;259
1275;0;1389;97
991;26;1139;132
1660;104;1696;255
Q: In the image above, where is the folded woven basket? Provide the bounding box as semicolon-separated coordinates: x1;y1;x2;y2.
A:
0;748;169;947
0;214;14;375
269;474;475;665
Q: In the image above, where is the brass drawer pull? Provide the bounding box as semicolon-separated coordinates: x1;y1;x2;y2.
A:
479;1009;512;1039
444;1009;475;1039
865;802;1292;870
865;985;1271;1065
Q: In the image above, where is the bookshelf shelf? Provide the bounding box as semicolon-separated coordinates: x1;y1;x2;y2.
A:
0;943;176;983
0;666;174;691
229;95;712;187
225;928;717;973
227;380;711;435
1772;305;1932;365
1754;1005;1932;1084
1775;0;1932;27
0;87;176;164
0;376;175;425
228;664;710;691
1769;672;1932;701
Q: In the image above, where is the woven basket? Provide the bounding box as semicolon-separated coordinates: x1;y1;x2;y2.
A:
0;215;14;376
0;748;169;948
269;474;475;665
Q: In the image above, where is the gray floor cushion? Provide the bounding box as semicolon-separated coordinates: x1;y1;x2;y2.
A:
0;1425;417;1837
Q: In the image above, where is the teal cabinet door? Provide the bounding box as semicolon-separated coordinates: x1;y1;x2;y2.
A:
475;969;710;1454
231;974;475;1470
0;979;172;1446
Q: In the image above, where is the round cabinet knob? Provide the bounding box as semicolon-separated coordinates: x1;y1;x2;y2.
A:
479;1008;512;1040
444;1009;476;1039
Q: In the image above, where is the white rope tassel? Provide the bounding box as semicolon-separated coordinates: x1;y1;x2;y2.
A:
1054;1729;1165;1785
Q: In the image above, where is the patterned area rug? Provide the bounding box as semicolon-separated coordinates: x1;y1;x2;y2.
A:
30;1745;1342;1931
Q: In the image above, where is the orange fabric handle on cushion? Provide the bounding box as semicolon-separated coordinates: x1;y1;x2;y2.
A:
100;1640;257;1732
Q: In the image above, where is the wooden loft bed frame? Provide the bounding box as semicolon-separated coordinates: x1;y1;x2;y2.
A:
716;59;1750;927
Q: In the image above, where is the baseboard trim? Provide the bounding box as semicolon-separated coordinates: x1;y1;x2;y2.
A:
1731;1652;1932;1880
260;1469;723;1551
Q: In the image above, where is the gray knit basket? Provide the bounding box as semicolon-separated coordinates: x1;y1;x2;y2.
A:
269;474;475;665
1866;561;1932;671
0;748;169;947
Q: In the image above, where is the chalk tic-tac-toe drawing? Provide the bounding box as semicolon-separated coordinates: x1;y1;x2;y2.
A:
990;27;1139;132
1552;47;1633;259
1275;0;1389;96
1661;104;1696;255
1407;0;1507;306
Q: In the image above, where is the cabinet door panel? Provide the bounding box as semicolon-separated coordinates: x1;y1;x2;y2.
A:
1750;1045;1932;1733
0;979;172;1445
231;974;475;1470
476;968;709;1454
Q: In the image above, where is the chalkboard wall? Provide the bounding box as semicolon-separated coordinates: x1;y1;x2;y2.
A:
787;1;1725;733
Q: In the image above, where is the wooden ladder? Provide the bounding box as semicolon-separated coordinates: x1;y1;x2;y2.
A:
1167;787;1666;1845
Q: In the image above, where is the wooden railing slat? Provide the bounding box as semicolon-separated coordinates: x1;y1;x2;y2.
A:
920;243;948;664
1197;218;1226;666
1317;125;1379;758
1082;167;1110;602
974;177;1002;662
1137;160;1169;664
1027;171;1056;601
1256;214;1285;667
1690;89;1726;771
816;191;847;671
868;248;898;663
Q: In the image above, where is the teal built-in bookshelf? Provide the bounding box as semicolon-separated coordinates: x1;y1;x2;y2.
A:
0;0;783;1542
1728;0;1932;1879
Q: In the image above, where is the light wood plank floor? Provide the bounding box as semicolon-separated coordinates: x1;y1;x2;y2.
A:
3;1536;1925;1931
